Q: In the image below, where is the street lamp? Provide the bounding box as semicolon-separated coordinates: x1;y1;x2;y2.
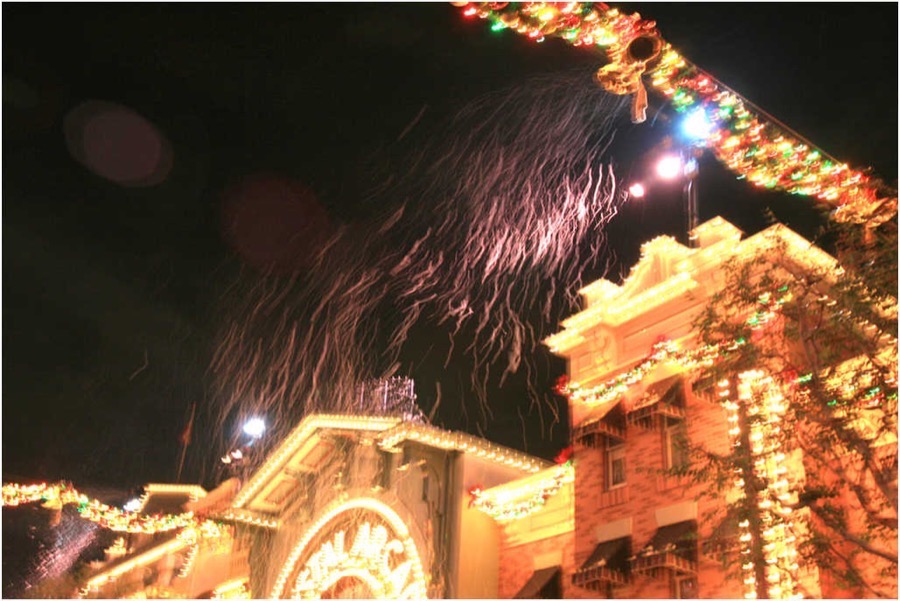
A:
628;152;700;247
657;153;700;247
627;107;714;246
681;108;715;142
655;154;683;180
628;182;646;198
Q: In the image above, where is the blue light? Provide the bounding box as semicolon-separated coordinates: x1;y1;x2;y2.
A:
681;108;714;142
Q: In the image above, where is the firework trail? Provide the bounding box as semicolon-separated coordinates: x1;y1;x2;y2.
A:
211;70;628;454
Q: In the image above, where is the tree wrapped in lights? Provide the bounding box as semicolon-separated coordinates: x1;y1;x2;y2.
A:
691;222;897;598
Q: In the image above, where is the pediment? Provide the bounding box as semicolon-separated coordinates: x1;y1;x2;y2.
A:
546;218;747;355
229;414;550;521
231;415;400;517
546;216;864;371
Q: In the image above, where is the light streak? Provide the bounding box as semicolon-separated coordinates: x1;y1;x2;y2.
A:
210;70;625;459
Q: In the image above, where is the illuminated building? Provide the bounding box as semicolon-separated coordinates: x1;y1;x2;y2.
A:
24;217;894;599
546;216;897;599
76;416;559;599
80;484;247;599
229;414;551;598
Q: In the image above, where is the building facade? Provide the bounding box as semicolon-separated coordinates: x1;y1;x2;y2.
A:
546;217;896;599
81;217;896;599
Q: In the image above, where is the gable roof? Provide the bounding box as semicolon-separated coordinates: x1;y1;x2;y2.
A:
231;414;550;516
545;217;843;356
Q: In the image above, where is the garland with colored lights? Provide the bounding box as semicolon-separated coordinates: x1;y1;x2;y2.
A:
468;461;574;521
454;2;896;224
3;482;232;597
2;481;199;534
559;290;788;406
559;285;895;411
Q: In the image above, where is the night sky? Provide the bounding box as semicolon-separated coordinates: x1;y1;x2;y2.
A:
3;3;897;495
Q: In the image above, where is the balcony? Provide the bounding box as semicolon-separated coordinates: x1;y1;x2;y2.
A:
631;520;698;579
572;536;631;591
631;551;697;576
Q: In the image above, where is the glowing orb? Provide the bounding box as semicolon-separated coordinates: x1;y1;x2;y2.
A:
681;108;714;142
242;417;266;439
628;182;646;198
221;174;332;273
656;155;684;180
63;100;172;187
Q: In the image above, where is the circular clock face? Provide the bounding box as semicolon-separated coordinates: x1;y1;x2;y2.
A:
272;498;428;599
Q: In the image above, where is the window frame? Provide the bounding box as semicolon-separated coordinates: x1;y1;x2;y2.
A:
606;438;627;489
672;574;698;598
663;420;690;471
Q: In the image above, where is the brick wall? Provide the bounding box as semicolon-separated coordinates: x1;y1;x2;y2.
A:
570;385;744;598
498;531;575;599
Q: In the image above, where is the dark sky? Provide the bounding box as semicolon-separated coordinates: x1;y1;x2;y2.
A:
3;3;897;490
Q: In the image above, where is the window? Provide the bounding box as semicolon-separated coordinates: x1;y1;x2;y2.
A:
673;575;698;598
664;421;689;471
607;440;626;489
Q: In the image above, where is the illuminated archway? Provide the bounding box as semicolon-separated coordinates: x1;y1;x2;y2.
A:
271;498;428;599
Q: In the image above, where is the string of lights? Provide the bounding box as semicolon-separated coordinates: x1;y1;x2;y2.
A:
722;372;803;600
2;482;199;535
559;289;788;407
454;2;896;223
2;483;190;533
468;461;574;521
270;497;428;599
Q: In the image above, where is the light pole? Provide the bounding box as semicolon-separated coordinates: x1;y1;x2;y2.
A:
683;155;699;247
222;417;267;479
639;151;700;248
627;107;713;248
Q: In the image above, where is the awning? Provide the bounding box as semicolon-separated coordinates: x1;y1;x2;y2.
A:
630;375;683;411
628;376;686;425
573;402;626;445
515;566;561;599
632;521;698;575
644;520;696;554
572;537;630;589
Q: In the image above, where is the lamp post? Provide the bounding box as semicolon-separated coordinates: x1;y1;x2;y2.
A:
647;152;700;248
628;107;713;247
684;155;699;247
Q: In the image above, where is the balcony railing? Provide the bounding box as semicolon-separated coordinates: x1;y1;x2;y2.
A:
572;565;628;589
631;552;697;577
